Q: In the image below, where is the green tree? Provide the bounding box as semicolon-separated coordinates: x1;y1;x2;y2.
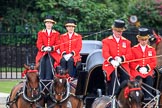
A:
127;0;162;28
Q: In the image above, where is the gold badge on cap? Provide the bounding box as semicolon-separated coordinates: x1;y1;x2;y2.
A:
122;42;126;48
148;51;152;56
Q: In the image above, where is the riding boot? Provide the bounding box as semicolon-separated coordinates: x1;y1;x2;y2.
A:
107;72;118;96
118;66;130;84
60;57;67;70
143;76;153;99
39;55;46;80
67;57;74;77
45;55;54;80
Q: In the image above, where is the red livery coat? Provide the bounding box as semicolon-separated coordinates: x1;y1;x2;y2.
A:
130;44;157;78
102;35;132;81
35;29;61;66
59;32;82;65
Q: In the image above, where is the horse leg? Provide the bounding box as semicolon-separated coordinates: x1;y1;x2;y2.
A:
69;95;83;108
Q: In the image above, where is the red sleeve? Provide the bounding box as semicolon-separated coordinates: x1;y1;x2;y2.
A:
36;31;44;51
72;35;82;56
102;38;112;62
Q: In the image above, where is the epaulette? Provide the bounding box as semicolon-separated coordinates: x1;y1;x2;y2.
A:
52;29;56;33
62;33;67;36
108;35;113;39
147;45;153;48
121;36;127;40
74;33;79;36
41;29;46;32
133;44;139;47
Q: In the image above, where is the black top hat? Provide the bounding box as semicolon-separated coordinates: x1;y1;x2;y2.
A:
138;28;149;36
112;19;126;31
137;28;150;39
65;19;76;27
113;19;125;28
44;15;56;24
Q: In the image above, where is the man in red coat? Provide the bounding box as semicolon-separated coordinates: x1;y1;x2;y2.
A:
102;19;132;95
59;19;82;78
130;28;157;100
35;15;60;80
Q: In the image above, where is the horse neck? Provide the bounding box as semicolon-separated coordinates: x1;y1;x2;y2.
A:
152;40;162;68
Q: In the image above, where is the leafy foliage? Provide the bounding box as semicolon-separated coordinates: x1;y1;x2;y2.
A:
127;0;162;28
0;0;162;44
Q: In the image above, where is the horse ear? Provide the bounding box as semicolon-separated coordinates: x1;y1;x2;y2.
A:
24;64;30;70
138;79;143;87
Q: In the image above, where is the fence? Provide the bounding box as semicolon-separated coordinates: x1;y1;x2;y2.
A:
0;29;139;79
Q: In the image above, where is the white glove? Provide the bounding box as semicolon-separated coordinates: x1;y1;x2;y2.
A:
66;53;73;58
115;56;122;63
63;55;69;61
43;46;52;52
63;54;73;61
110;60;120;68
139;67;148;74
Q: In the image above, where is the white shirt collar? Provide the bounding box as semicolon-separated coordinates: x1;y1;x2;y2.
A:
140;44;146;52
113;35;120;43
46;29;51;36
68;32;73;39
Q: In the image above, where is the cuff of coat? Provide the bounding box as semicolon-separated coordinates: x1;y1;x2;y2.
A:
136;65;141;72
145;64;151;72
120;56;125;62
62;51;66;56
107;56;113;63
41;46;45;51
51;46;55;51
71;51;75;56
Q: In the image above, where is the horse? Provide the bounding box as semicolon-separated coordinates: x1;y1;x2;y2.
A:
149;30;162;107
149;30;162;70
91;80;143;108
6;63;45;108
47;67;83;108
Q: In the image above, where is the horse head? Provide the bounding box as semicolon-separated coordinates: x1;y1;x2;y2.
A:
49;67;70;103
118;80;144;108
22;63;42;102
125;80;143;108
24;63;39;84
149;30;162;47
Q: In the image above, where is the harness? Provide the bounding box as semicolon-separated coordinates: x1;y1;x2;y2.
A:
48;79;71;108
22;81;43;104
6;86;23;107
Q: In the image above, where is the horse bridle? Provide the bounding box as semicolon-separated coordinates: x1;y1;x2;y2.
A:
23;77;43;103
124;86;143;107
49;78;70;105
124;87;142;99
